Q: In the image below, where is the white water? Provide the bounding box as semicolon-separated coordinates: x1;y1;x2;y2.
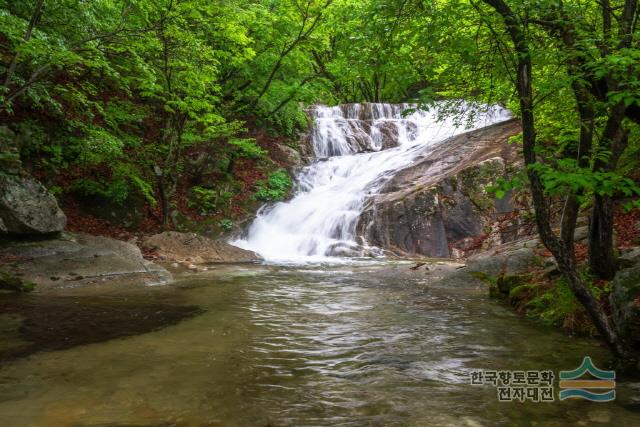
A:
232;102;511;262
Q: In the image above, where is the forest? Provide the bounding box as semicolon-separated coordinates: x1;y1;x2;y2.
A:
1;0;640;425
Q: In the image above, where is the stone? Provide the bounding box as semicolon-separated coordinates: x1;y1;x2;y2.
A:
466;238;543;277
0;232;172;289
276;143;303;167
0;174;66;235
142;231;261;264
611;264;640;354
324;241;382;257
619;247;640;269
496;274;530;295
356;120;525;258
574;225;589;242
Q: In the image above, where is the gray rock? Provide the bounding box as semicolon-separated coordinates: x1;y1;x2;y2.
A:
142;231;261;264
620;247;640;267
0;174;66;235
611;264;640;353
0;232;172;289
467;243;541;277
277;143;303;167
573;225;589;242
573;224;619;246
324;241;382;257
356;120;526;258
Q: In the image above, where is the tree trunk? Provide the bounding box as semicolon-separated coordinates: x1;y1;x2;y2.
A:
154;166;169;227
588;105;627;278
589;196;617;279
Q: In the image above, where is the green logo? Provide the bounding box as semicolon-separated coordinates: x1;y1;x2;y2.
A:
559;356;615;402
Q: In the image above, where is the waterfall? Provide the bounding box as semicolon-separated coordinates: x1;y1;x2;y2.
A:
232;102;511;262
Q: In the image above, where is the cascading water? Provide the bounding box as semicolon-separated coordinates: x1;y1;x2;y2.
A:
232;102;511;262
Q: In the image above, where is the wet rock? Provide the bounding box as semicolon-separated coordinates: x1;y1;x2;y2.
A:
0;174;66;235
308;103;414;155
142;231;261;265
356;120;525;258
324;241;382;257
611;264;640;354
496;274;530;295
276;143;303;167
0;232;172;289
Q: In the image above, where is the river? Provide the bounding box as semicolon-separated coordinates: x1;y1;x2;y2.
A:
0;262;639;426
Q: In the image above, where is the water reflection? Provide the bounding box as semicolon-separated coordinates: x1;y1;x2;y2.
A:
0;263;638;426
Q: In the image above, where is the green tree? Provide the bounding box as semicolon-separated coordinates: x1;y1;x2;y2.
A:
471;0;639;359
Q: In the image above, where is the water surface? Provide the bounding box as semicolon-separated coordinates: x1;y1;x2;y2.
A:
0;262;638;426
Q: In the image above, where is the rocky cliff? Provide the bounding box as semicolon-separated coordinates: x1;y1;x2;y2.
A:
356;119;524;258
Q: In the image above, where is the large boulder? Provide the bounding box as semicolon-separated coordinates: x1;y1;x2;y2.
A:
0;232;172;289
466;237;545;276
0;174;66;235
611;264;640;353
356;119;525;258
142;231;261;264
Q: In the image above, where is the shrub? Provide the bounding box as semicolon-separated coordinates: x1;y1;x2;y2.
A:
218;219;234;230
254;169;292;202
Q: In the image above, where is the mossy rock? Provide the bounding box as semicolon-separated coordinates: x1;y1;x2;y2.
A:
489;283;501;298
496;274;532;296
508;283;540;305
0;269;36;292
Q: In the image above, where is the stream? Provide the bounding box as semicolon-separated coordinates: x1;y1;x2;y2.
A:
1;262;639;426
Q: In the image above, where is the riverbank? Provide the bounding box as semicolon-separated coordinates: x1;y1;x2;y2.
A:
457;213;640;366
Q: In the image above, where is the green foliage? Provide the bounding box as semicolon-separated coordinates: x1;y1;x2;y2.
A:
190;186;218;213
70;160;155;206
525;278;582;327
189;186;234;214
529;161;640;210
2;0;638;240
0;269;36;293
115;163;156;206
228;138;267;159
254;169;293;202
48;185;63;197
218;219;234;231
71;177;129;204
520;273;611;335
